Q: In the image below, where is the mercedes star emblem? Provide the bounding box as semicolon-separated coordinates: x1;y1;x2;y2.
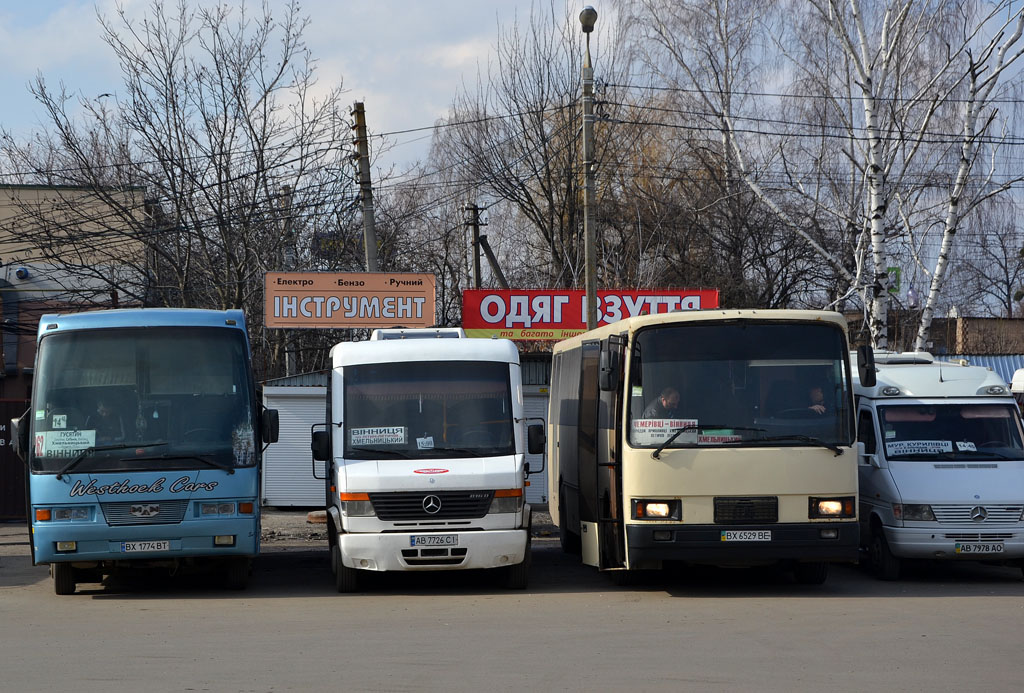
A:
969;505;988;522
422;495;442;514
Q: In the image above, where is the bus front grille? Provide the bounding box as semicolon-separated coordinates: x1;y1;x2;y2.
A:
714;496;778;524
932;505;1023;525
100;499;189;526
370;491;493;520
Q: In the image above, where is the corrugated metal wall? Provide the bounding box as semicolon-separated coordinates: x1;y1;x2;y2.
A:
523;389;549;505
262;387;326;507
943;354;1024;386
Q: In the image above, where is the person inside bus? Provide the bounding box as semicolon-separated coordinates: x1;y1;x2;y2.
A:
643;386;680;418
807;385;827;415
87;397;126;443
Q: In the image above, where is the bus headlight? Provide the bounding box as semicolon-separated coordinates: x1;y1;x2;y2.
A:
200;502;236;516
809;496;856;519
53;507;90;521
632;499;681;521
893;503;935;522
339;493;375;517
488;489;524;514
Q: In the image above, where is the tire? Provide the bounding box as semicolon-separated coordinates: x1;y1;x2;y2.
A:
52;562;76;595
503;536;531;589
223;558;250;590
558;484;582;555
870;529;902;581
333;543;360;593
794;561;829;585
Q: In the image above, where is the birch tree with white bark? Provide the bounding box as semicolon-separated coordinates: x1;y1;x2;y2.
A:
628;0;1024;349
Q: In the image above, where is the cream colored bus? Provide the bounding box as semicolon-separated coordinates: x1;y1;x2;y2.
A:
547;309;859;584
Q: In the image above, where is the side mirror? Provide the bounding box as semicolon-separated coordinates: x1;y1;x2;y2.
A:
856;441;881;468
11;410;29;462
261;408;280;444
857;345;876;388
527;423;546;455
599;334;626;391
311;429;331;462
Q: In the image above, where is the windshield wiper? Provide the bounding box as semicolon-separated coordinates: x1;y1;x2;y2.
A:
56;441;168;479
126;453;234;474
347;446;412;459
425;446;492;457
651;425;765;460
756;434;844;457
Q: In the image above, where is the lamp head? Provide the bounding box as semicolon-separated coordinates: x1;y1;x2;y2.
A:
580;6;597;33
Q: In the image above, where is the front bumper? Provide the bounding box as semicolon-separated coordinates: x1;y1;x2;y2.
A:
884;525;1024;560
32;517;259;564
338;529;528;572
626;522;859;565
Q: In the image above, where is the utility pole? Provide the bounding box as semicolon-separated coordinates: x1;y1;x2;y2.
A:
580;7;598;330
465;203;485;289
281;184;297;376
351;101;379;272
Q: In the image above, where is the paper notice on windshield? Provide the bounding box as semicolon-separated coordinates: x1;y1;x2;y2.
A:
632;418;698;446
885;439;952;456
35;430;96;457
350;426;406;446
416;435;434;450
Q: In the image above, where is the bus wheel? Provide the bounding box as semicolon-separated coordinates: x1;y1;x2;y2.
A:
503;537;531;589
223;558;250;590
558;484;581;555
333;544;360;593
869;530;902;581
52;563;76;595
793;561;828;585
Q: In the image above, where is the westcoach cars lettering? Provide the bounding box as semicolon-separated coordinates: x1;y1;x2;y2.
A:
69;477;168;497
67;476;219;497
170;476;219;493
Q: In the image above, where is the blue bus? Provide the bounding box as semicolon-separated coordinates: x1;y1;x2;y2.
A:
10;308;278;594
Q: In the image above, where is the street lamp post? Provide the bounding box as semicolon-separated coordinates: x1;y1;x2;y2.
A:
580;6;598;330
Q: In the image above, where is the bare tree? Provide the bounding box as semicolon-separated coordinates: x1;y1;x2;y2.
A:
0;0;358;378
626;0;1024;348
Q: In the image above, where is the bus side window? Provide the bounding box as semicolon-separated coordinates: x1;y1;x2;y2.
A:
857;410;876;454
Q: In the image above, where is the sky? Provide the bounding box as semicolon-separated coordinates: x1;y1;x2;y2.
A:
0;0;583;173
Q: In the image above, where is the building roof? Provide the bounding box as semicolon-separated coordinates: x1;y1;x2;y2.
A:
944;354;1024;386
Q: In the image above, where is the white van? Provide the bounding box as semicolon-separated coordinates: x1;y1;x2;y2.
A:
853;350;1024;580
311;328;545;591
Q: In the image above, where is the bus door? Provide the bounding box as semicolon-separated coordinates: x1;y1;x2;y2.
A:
579;337;627;569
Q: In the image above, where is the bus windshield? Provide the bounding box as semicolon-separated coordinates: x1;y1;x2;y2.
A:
30;326;256;474
879;403;1024;460
343;361;514;459
627;321;852;450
